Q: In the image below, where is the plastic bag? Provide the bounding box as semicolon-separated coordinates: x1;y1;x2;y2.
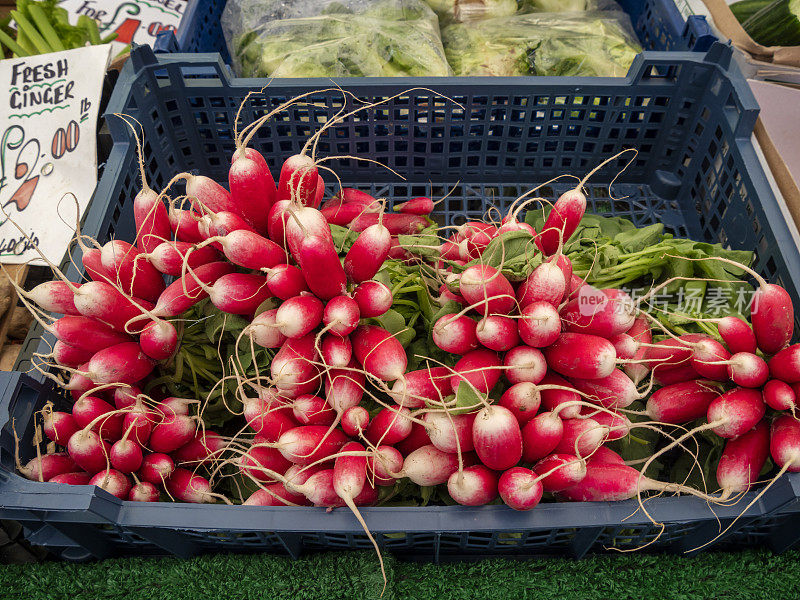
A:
441;11;642;77
222;0;453;78
425;0;622;25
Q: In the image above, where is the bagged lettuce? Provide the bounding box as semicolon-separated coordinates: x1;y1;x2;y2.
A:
441;11;641;76
425;0;621;24
222;0;453;78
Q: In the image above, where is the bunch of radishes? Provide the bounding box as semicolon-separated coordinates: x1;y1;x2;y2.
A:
12;104;800;531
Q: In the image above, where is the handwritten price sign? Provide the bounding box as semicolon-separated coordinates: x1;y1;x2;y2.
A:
59;0;188;46
0;45;111;265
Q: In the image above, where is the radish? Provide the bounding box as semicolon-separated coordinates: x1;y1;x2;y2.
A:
534;453;587;492
654;362;700;386
26;281;79;315
726;352;769;388
49;472;92;485
172;431;226;466
323;296;360;336
169;208;204;243
50;316;131;353
113;386;140;410
353;280;392;318
67;429;111;474
763;380;797;412
275;295;323;339
208;273;272;315
516;261;567;308
85;342;155;385
423;412;475;453
129;482;160;502
72;281;153;332
544;333;617;380
450;348;502;394
209;230;287;271
243;391;296;441
522;411;563;462
265;264;309;300
342;406;370;437
389;366;452;408
350;212;429;235
396;422;431;456
537;188;586;255
394;196;433;215
503;346;547;385
539;372;581;418
352;325;407;382
160;397;197;417
267;199;292;245
566;369;638;409
590;410;631;441
457;222;497;259
557;463;694;502
562;286;635;338
138;453;174;484
707;387;766;439
499;382;541;424
609;333;638;360
717;420;769;498
276;426;348;466
133;190;171;255
244;483;308;506
458;265;515;315
553;417;607;456
623;315;652;384
139;320;178;361
770;415;800;472
393;444;463;486
368;445;404;486
344;223;392;283
89;469;131;499
447;465;498;506
476;315;520;351
584;447;623;467
152;261;235;317
109;424;144;474
82;247;112;282
43;411;78;446
147;241;219;276
240;445;292;482
364;406;413;446
100;240;165;302
645;380;720;425
498;467;543;511
149;413;196;454
72;396;123;441
166;468;216;503
186;173;237;216
291;234;347;300
751;282;793;355
322;201;379;227
293;394;337;427
717;316;757;354
67;369;96;402
769;344;800;383
326;363;366;415
229;148;277;233
53;341;94;368
247;309;287;349
689;337;731;381
270;334;320;397
278;154;318;205
472;405;522;470
17;453;77;482
432;314;478;354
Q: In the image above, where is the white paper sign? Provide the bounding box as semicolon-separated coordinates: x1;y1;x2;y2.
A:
0;44;112;266
58;0;188;46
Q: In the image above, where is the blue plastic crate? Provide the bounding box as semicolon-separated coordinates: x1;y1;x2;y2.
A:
154;0;716;61
8;43;800;561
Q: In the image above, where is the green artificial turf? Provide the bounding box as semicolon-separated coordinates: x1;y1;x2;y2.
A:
1;548;799;600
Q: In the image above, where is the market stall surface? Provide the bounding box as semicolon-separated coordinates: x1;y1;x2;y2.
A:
2;548;798;599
